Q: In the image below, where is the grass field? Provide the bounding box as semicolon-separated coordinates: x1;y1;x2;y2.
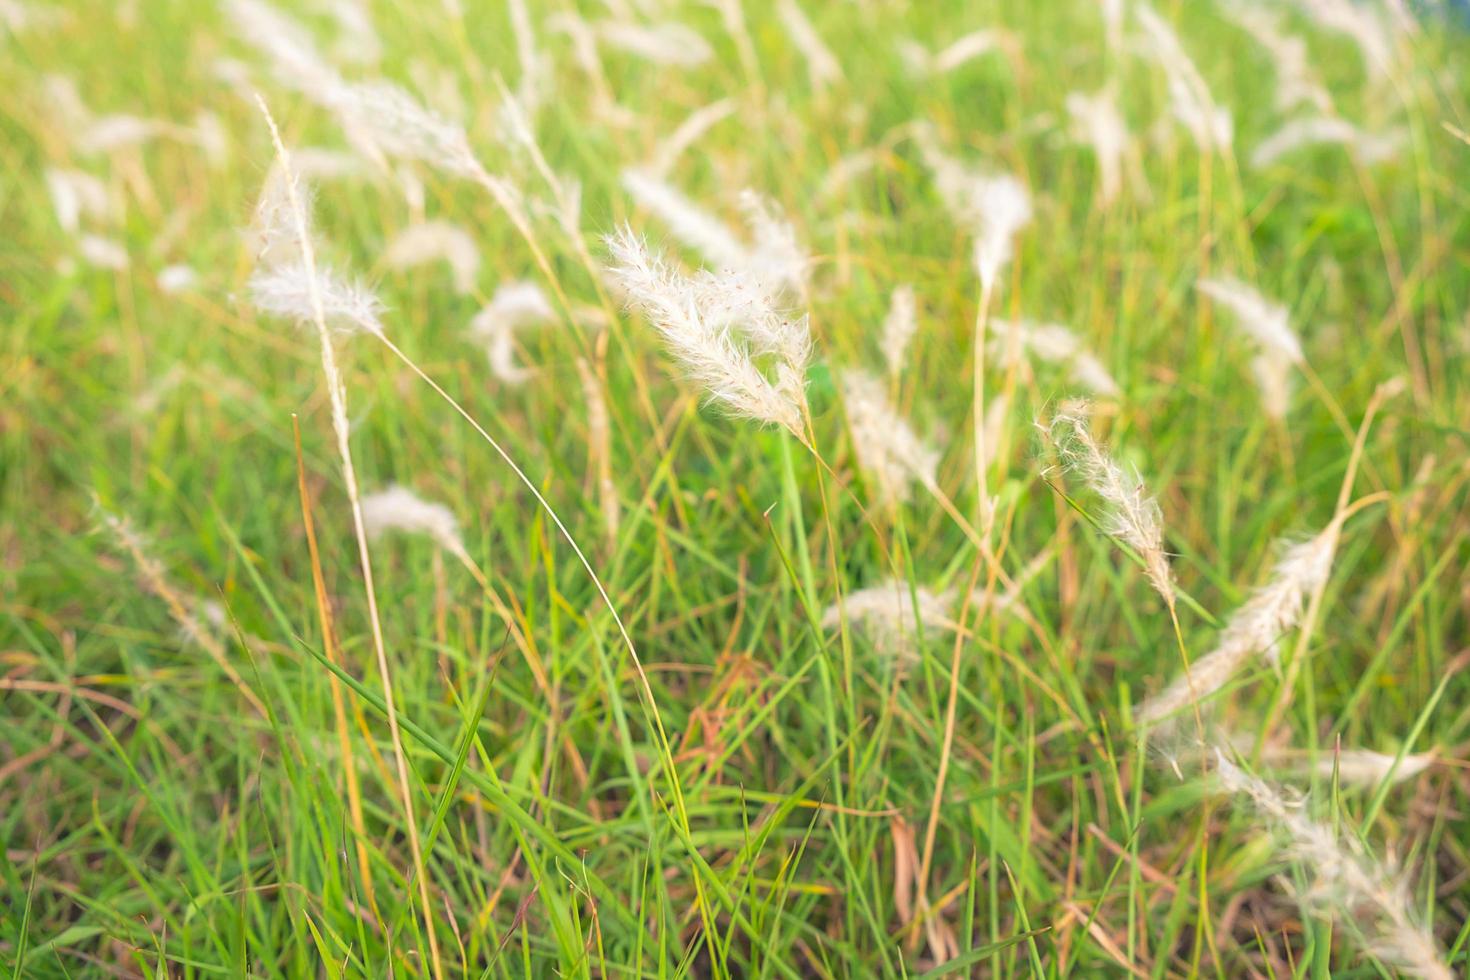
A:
3;0;1469;976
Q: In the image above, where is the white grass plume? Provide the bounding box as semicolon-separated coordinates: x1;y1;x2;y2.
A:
1134;3;1232;152
881;284;918;378
322;0;380;65
98;506;267;717
362;485;468;560
157;264;198;294
1298;0;1396;83
919;138;1030;292
840;370;941;505
226;0;342;99
1135;528;1334;726
778;0;842;92
622;168;748;272
822;579;954;664
1249;117;1405;170
1243;741;1438;789
605;227;810;439
1046;403;1172;604
1197;277;1304;363
1065;87;1129;208
646;98;735;180
78;234;129;270
383;220;480;295
990;319;1119;397
1214;750;1451;980
467;281;556;385
44;168;111;233
249;261;385;335
898;30;1012;76
596;19;713;67
1226;5;1333;114
622;170;808;295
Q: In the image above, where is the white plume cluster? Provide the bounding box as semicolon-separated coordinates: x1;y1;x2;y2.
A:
1250;117;1405;170
361;485;468;560
383;220;480;295
645;99;736;180
1298;0;1396;84
840;370;941;505
1135;528;1334;726
1065;88;1130;208
249;260;385;335
881;285;918;377
1046;404;1172;604
1214;751;1451;980
621;170;809;296
1134;3;1232;152
822;579;954;664
605;227;811;439
467;281;557;385
1226;5;1333;114
1197;276;1304;419
990;319;1119;397
77;234;129;270
897;30;1012;76
777;0;842;92
595;19;714;67
919;138;1031;293
157;264;199;294
44;168;112;233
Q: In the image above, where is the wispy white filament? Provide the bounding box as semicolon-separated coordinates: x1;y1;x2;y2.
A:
920;138;1030;292
1249;117;1405;170
778;0;842;91
1047;404;1172;603
78;234;129;270
881;285;918;378
1214;751;1451;980
1197;277;1304;363
1065;88;1129;208
1135;3;1232;152
383;220;480;295
622;170;808;295
646;98;735;179
157;264;199;294
596;19;713;67
1226;6;1333;113
1136;529;1334;726
44;168;111;233
605;227;810;438
248;261;385;335
841;370;941;504
990;319;1119;397
467;281;556;385
362;485;468;559
822;579;954;664
898;30;1010;76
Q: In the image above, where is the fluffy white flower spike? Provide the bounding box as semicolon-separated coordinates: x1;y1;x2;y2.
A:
1065;88;1129;208
1047;403;1172;604
249;261;384;335
822;579;954;664
362;485;468;560
383;220;480;295
777;0;842;91
596;20;714;67
919;138;1030;292
990;319;1119;397
1135;528;1334;726
1215;751;1451;980
468;281;556;385
1197;277;1303;362
841;370;941;505
881;285;918;378
1135;3;1232;152
605;227;810;439
1250;117;1405;170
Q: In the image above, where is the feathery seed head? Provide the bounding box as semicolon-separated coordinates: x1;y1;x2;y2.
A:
468;281;556;385
248;260;385;335
361;485;467;558
383;220;480;295
822;579;954;664
841;370;941;504
881;285;918;376
605;227;810;438
1046;403;1172;603
1197;276;1304;363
